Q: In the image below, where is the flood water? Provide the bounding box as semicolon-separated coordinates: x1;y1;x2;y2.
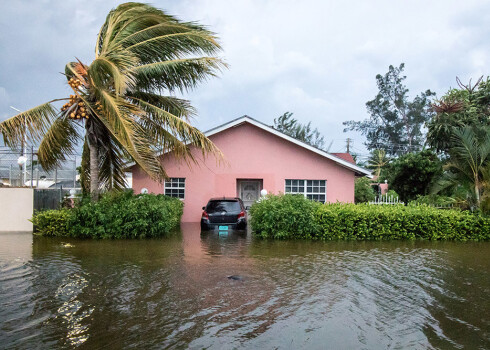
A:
0;225;489;349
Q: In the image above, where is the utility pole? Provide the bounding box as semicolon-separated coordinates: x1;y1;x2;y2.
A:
346;138;352;153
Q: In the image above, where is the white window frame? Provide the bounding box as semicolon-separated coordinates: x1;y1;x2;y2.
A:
164;177;186;199
284;179;326;203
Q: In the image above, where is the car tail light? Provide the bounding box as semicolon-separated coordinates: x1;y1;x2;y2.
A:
237;211;245;219
202;211;209;220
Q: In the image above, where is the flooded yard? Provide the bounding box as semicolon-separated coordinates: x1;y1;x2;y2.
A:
0;225;489;349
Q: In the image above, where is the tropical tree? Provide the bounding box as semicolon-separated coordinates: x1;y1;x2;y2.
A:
386;150;443;203
273;112;331;151
344;63;435;156
428;77;490;154
366;149;389;177
433;126;490;211
0;3;225;199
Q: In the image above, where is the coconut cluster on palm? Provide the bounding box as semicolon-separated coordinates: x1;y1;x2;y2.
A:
0;3;226;199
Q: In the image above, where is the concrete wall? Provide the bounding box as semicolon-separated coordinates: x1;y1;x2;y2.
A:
133;122;357;222
0;188;33;232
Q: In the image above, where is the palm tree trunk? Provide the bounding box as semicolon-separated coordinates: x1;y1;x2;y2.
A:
89;139;99;201
475;180;480;209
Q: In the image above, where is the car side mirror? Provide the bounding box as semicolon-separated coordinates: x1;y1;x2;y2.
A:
245;206;250;210
202;206;205;210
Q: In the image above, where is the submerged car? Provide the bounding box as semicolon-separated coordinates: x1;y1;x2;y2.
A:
201;197;247;231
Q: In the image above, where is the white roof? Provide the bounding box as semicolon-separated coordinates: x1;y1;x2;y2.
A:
205;116;371;176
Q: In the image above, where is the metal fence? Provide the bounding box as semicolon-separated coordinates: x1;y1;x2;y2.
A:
369;194;404;205
0;146;81;190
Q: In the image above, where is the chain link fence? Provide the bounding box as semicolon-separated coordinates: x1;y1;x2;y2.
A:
0;146;81;190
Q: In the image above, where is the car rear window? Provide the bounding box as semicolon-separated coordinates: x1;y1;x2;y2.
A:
206;200;241;213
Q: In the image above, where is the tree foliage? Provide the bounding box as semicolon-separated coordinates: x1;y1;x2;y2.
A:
386;150;442;203
366;149;389;177
432;126;490;212
428;77;490;153
344;64;435;156
273;112;330;150
0;2;226;199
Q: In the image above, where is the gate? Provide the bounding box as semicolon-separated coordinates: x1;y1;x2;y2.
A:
33;189;64;211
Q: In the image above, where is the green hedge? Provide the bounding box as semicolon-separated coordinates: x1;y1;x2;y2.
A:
250;194;322;239
31;209;71;237
250;194;490;241
31;191;183;239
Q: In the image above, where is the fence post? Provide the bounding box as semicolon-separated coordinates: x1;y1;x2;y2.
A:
36;162;40;188
54;166;58;189
73;157;77;188
30;146;34;188
9;164;12;185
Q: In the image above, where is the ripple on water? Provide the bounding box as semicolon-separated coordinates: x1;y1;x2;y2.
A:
0;231;489;349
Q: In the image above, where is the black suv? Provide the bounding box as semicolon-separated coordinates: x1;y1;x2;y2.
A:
201;197;247;231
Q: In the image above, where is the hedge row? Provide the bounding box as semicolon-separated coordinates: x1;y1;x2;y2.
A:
250;194;490;241
31;191;183;239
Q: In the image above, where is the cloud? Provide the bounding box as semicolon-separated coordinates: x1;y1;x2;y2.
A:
1;0;489;155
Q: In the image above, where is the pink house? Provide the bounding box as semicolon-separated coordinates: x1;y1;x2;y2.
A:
131;116;371;222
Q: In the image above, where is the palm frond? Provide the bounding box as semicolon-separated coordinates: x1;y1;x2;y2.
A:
0;102;58;148
137;113;196;165
97;132;129;190
37;116;82;171
127;91;196;121
88;55;136;94
97;3;172;55
132;97;223;161
450;126;490;176
132;57;227;92
79;92;166;181
125;32;222;63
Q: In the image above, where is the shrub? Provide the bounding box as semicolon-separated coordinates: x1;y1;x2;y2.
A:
386;150;443;203
385;190;399;199
316;203;489;241
355;177;376;203
409;194;454;207
249;194;321;239
250;194;490;241
32;191;184;239
31;209;71;237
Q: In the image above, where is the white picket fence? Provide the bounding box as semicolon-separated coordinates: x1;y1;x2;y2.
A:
369;194;403;205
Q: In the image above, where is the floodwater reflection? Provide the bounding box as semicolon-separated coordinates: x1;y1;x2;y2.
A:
0;227;489;349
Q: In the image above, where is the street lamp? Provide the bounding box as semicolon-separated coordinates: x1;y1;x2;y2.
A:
17;155;27;185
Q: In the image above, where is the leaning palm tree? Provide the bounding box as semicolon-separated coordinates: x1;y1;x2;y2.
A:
433;126;490;210
0;3;226;199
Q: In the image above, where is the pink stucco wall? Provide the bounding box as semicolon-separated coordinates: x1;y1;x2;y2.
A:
132;122;356;222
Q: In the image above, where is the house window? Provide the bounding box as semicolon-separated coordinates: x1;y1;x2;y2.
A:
164;178;185;199
285;179;326;203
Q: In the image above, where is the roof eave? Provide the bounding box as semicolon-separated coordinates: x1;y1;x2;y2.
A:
127;115;373;177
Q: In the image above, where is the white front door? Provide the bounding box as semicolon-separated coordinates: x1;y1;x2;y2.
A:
239;181;260;209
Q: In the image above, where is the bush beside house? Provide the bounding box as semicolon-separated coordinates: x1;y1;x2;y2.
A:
31;191;183;239
354;177;376;203
251;194;490;241
249;194;321;239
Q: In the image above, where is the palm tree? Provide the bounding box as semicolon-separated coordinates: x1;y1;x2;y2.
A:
433;126;490;210
366;149;389;177
0;3;226;199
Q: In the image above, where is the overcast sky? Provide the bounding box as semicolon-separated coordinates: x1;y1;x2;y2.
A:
1;0;489;156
